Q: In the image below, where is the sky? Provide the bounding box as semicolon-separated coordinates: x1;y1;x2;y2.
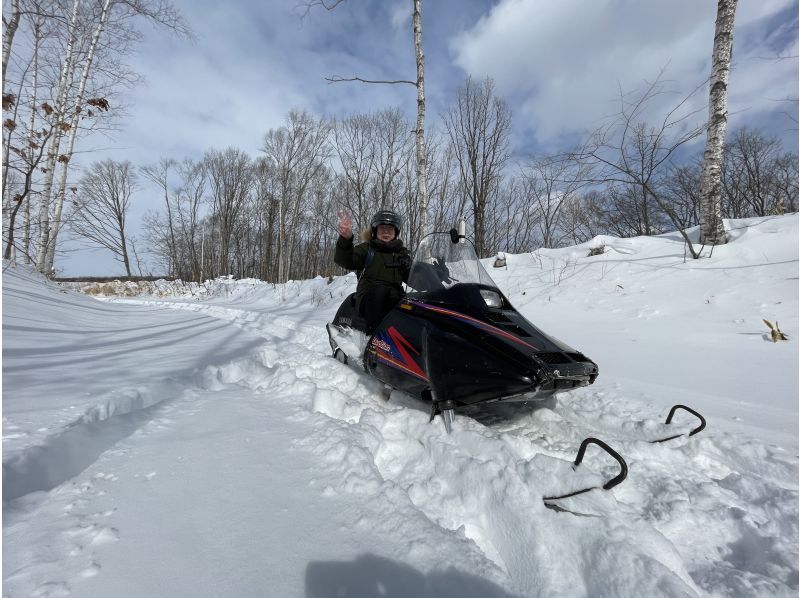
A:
4;213;798;596
57;0;799;275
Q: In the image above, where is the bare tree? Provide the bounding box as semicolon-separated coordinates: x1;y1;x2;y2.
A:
3;125;53;260
140;158;179;272
370;107;413;210
70;158;137;275
40;0;190;275
661;161;702;229
443;76;511;257
521;158;586;248
559;191;605;246
424;132;460;233
2;0;189;275
771;152;798;214
565;73;707;257
331;112;376;231
699;0;737;245
261;110;330;283
723;127;797;217
203;148;253;277
250;156;279;281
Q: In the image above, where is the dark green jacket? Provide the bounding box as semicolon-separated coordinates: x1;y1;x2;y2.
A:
335;235;411;297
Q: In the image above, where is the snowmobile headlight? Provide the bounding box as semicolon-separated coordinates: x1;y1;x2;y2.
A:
480;289;502;308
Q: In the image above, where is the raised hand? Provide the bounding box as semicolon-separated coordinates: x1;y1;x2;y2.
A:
337;210;353;239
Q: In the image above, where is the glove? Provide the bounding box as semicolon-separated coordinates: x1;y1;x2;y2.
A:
433;258;450;282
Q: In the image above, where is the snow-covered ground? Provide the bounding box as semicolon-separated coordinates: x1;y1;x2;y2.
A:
3;215;798;598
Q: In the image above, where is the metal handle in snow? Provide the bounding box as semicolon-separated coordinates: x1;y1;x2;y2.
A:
651;404;707;443
542;437;628;504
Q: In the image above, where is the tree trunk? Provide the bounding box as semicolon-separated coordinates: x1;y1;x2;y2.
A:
45;0;114;274
699;0;737;246
278;193;286;282
413;0;428;237
35;0;80;274
118;212;132;277
22;16;43;264
2;0;20;84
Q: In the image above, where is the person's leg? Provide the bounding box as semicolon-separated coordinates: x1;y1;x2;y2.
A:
359;286;395;334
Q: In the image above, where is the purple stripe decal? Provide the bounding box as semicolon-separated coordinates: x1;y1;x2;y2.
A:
406;299;539;350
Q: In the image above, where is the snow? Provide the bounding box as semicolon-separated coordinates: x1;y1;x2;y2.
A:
3;215;798;597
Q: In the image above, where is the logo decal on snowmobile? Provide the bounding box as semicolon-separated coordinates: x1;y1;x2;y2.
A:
370;337;392;353
406;299;540;350
372;326;428;381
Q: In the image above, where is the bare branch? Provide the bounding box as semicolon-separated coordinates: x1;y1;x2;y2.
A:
325;75;416;86
297;0;348;18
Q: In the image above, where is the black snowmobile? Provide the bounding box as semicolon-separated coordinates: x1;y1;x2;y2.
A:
326;228;706;511
327;229;599;428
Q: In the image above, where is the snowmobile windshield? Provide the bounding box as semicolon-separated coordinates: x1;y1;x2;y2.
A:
406;232;498;294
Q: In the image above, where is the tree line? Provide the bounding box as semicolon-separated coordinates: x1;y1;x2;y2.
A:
84;85;798;282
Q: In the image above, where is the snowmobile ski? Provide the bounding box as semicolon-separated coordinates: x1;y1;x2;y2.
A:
542;437;628;514
648;404;706;443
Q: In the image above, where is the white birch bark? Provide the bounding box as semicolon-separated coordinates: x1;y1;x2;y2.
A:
412;0;429;236
44;0;114;273
2;0;20;84
699;0;737;245
23;15;43;264
35;0;80;273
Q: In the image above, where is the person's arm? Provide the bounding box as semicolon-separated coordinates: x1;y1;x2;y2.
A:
333;210;365;270
399;250;412;284
334;235;367;270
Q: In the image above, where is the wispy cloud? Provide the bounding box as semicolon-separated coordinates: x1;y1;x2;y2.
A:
449;0;798;151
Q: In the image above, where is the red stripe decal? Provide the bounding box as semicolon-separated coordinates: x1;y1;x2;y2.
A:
386;326;427;379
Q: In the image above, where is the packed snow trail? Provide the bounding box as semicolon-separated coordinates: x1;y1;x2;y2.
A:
3;215;798;597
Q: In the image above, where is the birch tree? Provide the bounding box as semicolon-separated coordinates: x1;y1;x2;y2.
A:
699;0;737;245
2;0;189;274
38;0;189;275
2;0;22;83
305;0;430;238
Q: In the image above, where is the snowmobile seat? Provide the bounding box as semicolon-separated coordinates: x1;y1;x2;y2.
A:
333;292;368;333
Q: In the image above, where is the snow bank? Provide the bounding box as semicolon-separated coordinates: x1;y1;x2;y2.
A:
3;215;798;597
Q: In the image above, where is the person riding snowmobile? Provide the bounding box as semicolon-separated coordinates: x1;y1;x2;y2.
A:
334;209;411;333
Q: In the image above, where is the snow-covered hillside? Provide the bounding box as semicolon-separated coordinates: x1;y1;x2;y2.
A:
3;215;798;597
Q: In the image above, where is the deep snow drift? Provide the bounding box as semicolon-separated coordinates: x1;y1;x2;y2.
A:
3;215;798;598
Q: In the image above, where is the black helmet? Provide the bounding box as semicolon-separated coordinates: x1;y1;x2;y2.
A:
370;209;402;238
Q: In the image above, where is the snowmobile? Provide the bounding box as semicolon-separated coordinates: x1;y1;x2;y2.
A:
328;228;601;427
327;228;706;510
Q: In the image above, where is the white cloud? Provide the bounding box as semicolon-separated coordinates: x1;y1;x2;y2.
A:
450;0;798;147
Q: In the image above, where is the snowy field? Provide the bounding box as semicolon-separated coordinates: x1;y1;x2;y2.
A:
3;215;798;597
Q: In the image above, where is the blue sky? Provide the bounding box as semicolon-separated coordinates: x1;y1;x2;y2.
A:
61;0;798;275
